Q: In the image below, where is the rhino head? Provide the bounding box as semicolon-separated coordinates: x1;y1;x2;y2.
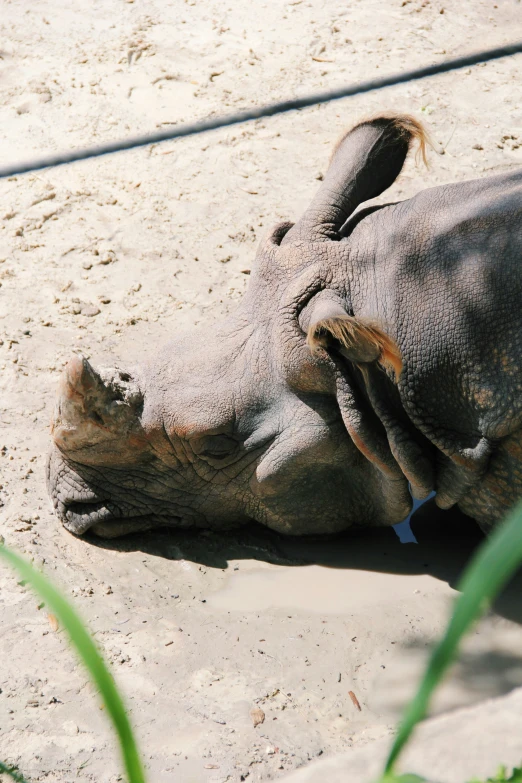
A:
48;115;431;538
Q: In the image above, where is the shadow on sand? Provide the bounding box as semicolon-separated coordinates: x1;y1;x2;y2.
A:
86;498;522;626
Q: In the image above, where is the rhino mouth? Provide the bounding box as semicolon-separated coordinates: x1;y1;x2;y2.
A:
61;498;181;539
63;499;114;534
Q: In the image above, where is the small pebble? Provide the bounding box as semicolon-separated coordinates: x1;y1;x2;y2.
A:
81;305;101;317
250;707;265;727
98;251;116;265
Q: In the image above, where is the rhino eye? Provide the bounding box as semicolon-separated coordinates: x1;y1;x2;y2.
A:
192;434;239;461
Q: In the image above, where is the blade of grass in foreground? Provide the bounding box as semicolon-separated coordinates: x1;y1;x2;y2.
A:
383;500;522;777
0;544;146;783
0;760;32;783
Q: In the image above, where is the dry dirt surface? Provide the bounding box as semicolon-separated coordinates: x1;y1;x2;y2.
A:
1;1;522;781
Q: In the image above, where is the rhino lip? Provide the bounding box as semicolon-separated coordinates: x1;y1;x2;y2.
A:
62;499;115;535
62;498;183;538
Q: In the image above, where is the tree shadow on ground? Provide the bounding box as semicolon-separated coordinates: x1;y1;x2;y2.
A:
86;498;522;626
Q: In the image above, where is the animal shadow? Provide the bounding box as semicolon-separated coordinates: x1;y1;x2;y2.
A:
86;497;522;626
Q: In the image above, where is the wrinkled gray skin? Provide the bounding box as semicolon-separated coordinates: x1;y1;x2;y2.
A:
48;115;522;539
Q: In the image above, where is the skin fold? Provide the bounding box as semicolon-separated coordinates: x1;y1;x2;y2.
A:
47;114;522;539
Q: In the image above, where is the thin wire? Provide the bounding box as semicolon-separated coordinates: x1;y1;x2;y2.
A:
1;41;521;180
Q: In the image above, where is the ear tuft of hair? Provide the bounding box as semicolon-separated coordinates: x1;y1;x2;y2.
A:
332;113;431;169
307;315;403;380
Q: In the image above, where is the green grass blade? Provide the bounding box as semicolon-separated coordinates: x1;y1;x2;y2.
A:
0;545;146;783
467;765;522;782
0;760;32;783
383;500;522;776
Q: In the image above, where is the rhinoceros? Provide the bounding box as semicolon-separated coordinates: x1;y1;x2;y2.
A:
47;114;522;539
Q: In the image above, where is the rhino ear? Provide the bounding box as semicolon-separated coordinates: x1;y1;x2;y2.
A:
283;114;428;243
304;297;434;496
305;298;402;380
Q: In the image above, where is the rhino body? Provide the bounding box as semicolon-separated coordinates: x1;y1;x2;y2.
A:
47;115;522;538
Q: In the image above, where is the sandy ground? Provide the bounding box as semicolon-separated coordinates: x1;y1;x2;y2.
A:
1;0;522;781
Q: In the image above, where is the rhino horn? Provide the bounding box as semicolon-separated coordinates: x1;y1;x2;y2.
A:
52;356;113;450
52;355;145;456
